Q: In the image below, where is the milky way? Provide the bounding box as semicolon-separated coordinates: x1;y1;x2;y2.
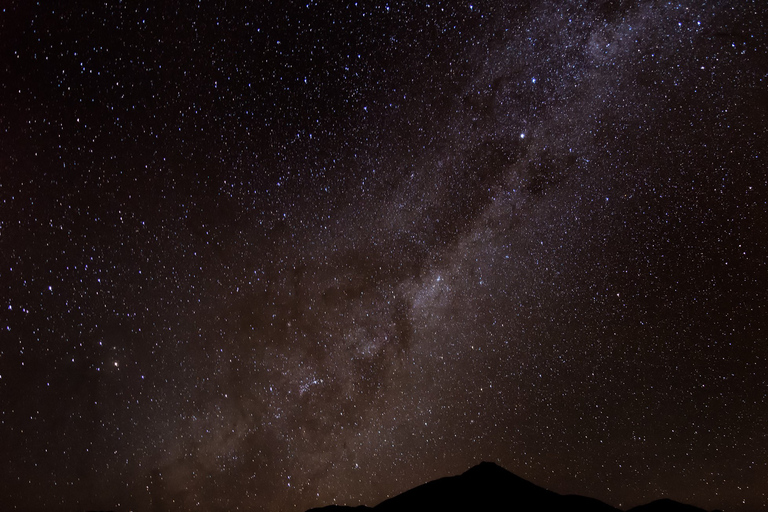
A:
1;1;766;511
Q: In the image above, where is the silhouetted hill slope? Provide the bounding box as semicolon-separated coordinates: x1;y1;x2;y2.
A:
307;507;372;512
627;498;713;512
307;462;716;512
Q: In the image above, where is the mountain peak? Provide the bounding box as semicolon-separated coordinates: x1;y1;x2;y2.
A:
464;461;509;475
471;460;506;470
309;464;715;512
461;460;542;491
371;460;590;512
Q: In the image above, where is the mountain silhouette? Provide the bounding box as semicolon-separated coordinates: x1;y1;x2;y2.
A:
307;462;717;512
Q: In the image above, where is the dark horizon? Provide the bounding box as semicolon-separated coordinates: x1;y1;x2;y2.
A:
1;1;766;511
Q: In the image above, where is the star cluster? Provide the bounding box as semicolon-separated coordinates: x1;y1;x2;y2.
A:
1;1;766;511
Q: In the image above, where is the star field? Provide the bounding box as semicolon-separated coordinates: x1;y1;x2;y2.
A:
1;1;767;511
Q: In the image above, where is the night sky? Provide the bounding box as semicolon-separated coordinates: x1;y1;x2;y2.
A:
1;1;767;511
